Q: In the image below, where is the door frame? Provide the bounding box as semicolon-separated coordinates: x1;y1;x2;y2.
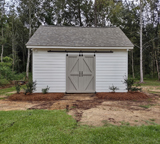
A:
66;53;96;93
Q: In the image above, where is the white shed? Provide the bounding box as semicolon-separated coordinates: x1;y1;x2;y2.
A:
26;26;134;93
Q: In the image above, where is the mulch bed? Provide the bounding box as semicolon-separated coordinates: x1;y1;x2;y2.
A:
8;92;64;101
96;92;149;101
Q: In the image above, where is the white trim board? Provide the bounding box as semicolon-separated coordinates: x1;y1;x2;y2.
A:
27;46;133;50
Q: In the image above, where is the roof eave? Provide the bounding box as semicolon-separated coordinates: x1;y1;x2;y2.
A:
26;45;134;50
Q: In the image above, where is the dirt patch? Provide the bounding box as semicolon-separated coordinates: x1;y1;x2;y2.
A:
79;99;160;126
0;100;39;111
67;93;160;126
70;99;103;110
1;92;160;126
8;93;64;101
28;101;55;110
96;92;149;100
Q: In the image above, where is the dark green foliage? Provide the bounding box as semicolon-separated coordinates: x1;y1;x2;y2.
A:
124;78;141;92
15;81;21;94
42;86;50;94
1;0;160;81
23;80;36;95
0;57;15;81
109;85;119;92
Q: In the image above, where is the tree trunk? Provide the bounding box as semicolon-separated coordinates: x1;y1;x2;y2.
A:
140;0;143;82
131;50;135;79
1;45;4;62
155;54;160;81
26;48;30;79
12;19;15;71
78;1;82;26
94;0;97;27
1;25;3;62
153;41;160;80
1;0;5;63
26;0;31;80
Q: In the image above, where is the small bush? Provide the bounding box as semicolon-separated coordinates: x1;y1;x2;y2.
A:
42;86;50;94
14;72;26;81
15;81;21;94
24;80;36;95
109;85;119;92
124;78;141;92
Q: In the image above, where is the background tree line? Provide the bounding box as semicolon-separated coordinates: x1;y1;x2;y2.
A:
0;0;160;82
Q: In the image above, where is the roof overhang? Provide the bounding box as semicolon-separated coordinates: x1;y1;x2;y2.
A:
26;46;133;50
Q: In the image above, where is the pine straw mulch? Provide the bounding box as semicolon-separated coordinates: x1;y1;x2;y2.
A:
8;92;64;101
96;92;149;101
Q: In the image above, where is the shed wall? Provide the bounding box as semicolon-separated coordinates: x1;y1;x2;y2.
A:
96;51;128;92
33;49;66;92
33;49;127;93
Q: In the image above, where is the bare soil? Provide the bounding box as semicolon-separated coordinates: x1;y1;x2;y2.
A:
8;92;64;101
0;91;160;126
0;100;40;111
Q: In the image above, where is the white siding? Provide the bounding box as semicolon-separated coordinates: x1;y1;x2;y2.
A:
33;49;66;92
33;49;128;93
96;50;128;92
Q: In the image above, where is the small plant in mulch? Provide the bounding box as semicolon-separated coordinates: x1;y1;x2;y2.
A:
23;80;36;95
15;81;21;94
124;78;141;92
42;86;50;94
109;85;119;92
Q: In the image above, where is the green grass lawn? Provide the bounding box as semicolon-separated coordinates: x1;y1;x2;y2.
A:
0;85;26;96
137;80;160;86
0;110;160;144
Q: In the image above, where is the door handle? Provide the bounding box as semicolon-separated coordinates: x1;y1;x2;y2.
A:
79;71;83;77
79;71;82;77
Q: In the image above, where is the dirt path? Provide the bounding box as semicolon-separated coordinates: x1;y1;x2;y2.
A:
0;100;40;111
0;91;17;98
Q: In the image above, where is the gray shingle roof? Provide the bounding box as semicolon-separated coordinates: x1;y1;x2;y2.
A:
26;26;134;47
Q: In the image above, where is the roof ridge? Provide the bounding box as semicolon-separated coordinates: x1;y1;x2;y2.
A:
41;25;117;28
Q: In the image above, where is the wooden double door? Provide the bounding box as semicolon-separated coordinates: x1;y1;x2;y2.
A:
66;54;95;93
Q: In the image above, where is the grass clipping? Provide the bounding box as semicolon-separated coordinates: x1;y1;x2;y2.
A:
8;93;64;101
96;92;149;101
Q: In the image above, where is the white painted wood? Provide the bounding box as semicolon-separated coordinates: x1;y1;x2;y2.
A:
96;50;128;92
33;49;128;93
27;46;133;49
33;49;66;93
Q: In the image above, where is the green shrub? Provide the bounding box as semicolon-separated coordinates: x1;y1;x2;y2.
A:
124;78;141;92
24;80;36;95
0;66;15;81
15;81;21;94
42;86;50;94
14;72;26;81
109;85;119;92
0;57;15;82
